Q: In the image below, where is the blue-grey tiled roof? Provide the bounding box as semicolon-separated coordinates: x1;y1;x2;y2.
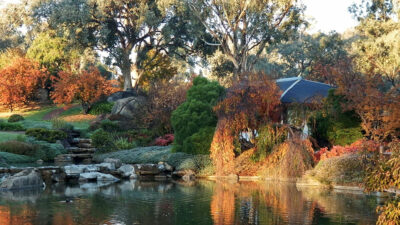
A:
276;77;333;103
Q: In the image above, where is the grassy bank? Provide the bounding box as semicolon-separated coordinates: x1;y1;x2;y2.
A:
93;146;214;175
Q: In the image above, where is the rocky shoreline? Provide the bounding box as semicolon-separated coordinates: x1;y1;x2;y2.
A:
0;158;196;191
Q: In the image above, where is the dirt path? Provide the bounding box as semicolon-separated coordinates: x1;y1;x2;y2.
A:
43;104;80;120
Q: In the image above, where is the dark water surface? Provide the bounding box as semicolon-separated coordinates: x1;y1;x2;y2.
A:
0;180;381;225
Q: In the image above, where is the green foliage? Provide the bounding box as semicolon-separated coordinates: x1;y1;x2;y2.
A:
91;129;116;152
171;77;224;154
88;101;114;115
51;118;74;131
309;89;363;146
254;124;287;161
0;120;25;131
25;137;66;161
182;127;215;155
8;114;24;123
25;128;67;143
100;119;120;132
0;152;34;164
114;137;136;150
0;141;36;156
125;129;154;146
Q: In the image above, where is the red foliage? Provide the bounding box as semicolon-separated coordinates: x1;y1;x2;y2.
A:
51;67;119;113
314;139;380;162
0;57;48;111
154;134;174;146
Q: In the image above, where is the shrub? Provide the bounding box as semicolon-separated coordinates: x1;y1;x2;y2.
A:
91;129;116;152
8;114;24;123
183;127;215;154
26;128;67;143
0;141;36;156
171;77;225;154
154;134;174;146
88;101;114;115
25;137;66;161
0;120;25;131
305;154;364;185
51;118;74;131
309;89;363;147
114;137;136;150
100;119;120;132
126;129;154;146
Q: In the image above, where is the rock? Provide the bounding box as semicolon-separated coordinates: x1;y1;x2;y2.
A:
79;172;120;183
63;165;85;177
182;173;195;182
79;172;98;182
111;96;147;120
104;158;122;168
83;165;100;173
98;162;116;172
158;162;173;172
172;169;195;178
0;169;43;190
134;164;160;175
118;164;135;178
130;174;138;180
51;173;66;183
107;91;136;103
36;159;44;165
155;175;168;181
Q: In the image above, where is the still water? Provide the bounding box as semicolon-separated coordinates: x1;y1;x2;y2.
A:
0;180;381;225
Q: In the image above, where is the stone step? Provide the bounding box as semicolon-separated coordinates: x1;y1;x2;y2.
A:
56;153;94;159
71;138;92;144
76;143;93;148
67;147;96;152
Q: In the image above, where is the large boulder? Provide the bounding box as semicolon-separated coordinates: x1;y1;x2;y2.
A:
0;169;44;190
118;164;136;178
79;172;120;183
107;91;136;103
111;96;147;120
104;158;122;168
134;164;160;175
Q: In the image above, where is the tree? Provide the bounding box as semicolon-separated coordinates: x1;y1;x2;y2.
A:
34;0;171;90
0;57;48;111
136;50;178;90
181;0;305;78
171;76;225;154
51;67;119;113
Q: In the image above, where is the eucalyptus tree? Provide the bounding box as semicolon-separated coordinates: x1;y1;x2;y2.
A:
33;0;176;90
350;0;400;87
180;0;306;78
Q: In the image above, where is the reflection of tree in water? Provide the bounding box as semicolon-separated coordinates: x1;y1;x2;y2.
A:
208;181;378;225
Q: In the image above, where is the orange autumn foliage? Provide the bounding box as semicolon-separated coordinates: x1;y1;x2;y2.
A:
51;67;119;113
211;73;282;175
0;57;48;111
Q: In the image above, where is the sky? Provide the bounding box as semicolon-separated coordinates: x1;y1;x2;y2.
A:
0;0;361;34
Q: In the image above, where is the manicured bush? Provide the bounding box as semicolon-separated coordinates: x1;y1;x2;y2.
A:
25;128;67;143
8;114;24;123
171;77;225;154
0;152;34;164
0;141;36;156
91;129;116;152
183;127;215;155
88;101;114;115
0;120;25;131
305;154;364;185
25;137;66;161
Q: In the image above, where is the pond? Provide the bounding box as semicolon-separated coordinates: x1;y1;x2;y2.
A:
0;180;382;225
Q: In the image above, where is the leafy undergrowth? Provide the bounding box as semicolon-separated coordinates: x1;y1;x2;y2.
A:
93;146;214;175
304;154;364;185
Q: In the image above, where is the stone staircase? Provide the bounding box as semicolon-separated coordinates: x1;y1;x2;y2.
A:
55;137;96;166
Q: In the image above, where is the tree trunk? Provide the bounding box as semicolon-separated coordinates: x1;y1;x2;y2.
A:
121;51;132;91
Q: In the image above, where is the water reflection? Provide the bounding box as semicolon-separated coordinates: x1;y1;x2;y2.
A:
0;180;379;225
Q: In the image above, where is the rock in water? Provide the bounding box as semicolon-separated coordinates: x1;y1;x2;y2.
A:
118;164;136;178
104;158;122;168
0;169;43;190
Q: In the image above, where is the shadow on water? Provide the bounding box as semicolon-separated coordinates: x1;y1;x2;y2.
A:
0;180;380;225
